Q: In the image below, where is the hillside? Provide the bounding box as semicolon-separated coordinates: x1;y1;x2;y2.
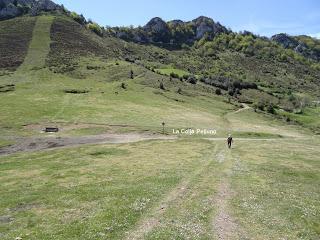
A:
0;2;320;240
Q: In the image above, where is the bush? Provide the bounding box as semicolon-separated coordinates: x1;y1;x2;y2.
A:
160;82;165;90
87;23;103;36
267;104;276;114
215;88;222;95
70;12;86;25
177;87;182;94
188;76;197;84
182;74;189;80
254;101;266;111
170;72;179;79
228;88;235;96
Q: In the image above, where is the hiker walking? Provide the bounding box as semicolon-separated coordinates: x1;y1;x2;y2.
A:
227;134;233;149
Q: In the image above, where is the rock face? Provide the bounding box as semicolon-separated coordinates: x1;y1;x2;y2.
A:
192;16;228;39
110;16;230;46
271;33;299;48
0;0;61;20
272;33;320;61
143;17;171;43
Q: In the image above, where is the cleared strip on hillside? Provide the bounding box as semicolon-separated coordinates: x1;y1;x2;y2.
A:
18;15;54;72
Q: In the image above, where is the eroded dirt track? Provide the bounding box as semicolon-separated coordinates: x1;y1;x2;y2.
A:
0;133;176;156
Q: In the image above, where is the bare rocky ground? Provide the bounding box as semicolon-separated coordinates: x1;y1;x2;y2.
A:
0;133;176;156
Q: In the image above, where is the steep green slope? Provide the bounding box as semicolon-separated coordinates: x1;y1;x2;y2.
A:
18;15;54;71
0;16;36;72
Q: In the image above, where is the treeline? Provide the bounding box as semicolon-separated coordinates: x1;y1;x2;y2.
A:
200;76;257;92
69;12;103;36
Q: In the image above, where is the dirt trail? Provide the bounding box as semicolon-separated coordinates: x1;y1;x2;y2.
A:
124;145;219;240
212;146;246;239
233;103;251;114
0;133;176;156
214;180;237;240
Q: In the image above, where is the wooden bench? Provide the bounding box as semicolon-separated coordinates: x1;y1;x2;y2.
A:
45;127;59;133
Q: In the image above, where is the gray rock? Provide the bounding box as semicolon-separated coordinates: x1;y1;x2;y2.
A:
271;33;299;48
0;0;61;20
144;17;169;33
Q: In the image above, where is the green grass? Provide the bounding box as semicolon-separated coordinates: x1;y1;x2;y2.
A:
154;68;190;78
278;107;320;133
18;16;54;72
230;139;320;239
0;139;13;148
0;139;214;240
1;138;319;239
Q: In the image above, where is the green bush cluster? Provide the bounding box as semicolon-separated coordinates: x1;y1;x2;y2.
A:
87;22;103;37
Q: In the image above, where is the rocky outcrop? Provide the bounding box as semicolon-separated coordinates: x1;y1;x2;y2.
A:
143;17;171;43
272;33;320;61
109;16;230;46
144;17;169;33
271;33;299;48
0;0;62;20
192;16;228;39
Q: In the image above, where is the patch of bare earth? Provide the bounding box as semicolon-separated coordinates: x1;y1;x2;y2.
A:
0;133;176;156
213;181;238;240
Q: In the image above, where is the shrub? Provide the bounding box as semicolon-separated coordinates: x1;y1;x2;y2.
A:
160;82;165;90
177;87;182;94
121;83;126;89
87;23;103;36
228;88;235;96
215;88;222;95
170;72;179;79
188;76;197;84
254;101;266;111
267;104;276;114
70;12;86;25
182;74;189;80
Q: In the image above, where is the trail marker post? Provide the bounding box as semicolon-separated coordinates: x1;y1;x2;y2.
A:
162;122;165;134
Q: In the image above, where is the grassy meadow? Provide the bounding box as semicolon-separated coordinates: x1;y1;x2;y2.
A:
0;15;319;240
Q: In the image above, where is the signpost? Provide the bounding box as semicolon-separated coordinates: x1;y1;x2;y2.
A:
162;122;165;134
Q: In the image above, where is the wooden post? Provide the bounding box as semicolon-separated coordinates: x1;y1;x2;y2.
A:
162;122;165;134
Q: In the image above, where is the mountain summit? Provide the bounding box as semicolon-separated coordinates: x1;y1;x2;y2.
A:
109;16;230;45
